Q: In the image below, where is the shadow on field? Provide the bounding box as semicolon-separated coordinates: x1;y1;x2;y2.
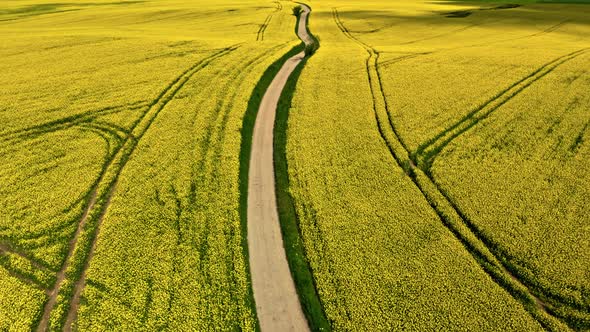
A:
443;3;521;18
325;1;590;37
0;1;147;22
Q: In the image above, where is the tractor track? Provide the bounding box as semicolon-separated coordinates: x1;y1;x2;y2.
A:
61;44;267;322
256;1;282;41
370;18;573;70
0;244;53;273
179;41;289;319
60;45;239;331
0;246;50;293
0;101;149;144
36;45;238;331
332;8;586;330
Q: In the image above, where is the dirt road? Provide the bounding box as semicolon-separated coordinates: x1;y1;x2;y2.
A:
247;3;313;332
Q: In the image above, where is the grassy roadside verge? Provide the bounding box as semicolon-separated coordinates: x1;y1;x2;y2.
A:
274;54;331;331
238;43;304;332
274;5;330;331
241;3;329;330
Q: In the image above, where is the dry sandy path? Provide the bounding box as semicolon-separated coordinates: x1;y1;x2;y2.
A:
247;4;313;332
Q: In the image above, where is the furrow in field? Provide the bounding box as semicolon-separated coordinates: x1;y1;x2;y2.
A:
414;47;590;171
332;8;574;331
36;46;238;332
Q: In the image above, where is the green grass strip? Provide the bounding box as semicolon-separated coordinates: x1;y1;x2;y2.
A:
239;43;306;332
273;54;331;331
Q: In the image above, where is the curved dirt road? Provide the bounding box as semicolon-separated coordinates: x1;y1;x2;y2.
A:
247;4;313;332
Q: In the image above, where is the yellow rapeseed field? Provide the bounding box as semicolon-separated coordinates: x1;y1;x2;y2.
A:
2;0;589;330
0;0;298;330
287;0;589;330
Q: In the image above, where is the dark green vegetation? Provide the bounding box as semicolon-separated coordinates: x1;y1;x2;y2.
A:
272;48;332;332
238;44;304;332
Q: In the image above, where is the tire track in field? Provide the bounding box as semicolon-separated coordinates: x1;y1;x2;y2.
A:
256;1;282;41
95;46;257;328
378;52;433;69
529;19;570;38
414;47;590;170
411;47;590;325
0;246;51;292
0;195;88;265
158;42;287;323
191;43;289;306
442;19;572;52
80;42;290;328
398;22;482;46
36;45;238;332
0;263;46;292
375;19;572;66
0;114;140;275
77;123;123;156
62;46;240;332
332;9;410;154
0;244;54;292
332;8;575;330
0;101;149;144
0;243;54;273
206;45;291;306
